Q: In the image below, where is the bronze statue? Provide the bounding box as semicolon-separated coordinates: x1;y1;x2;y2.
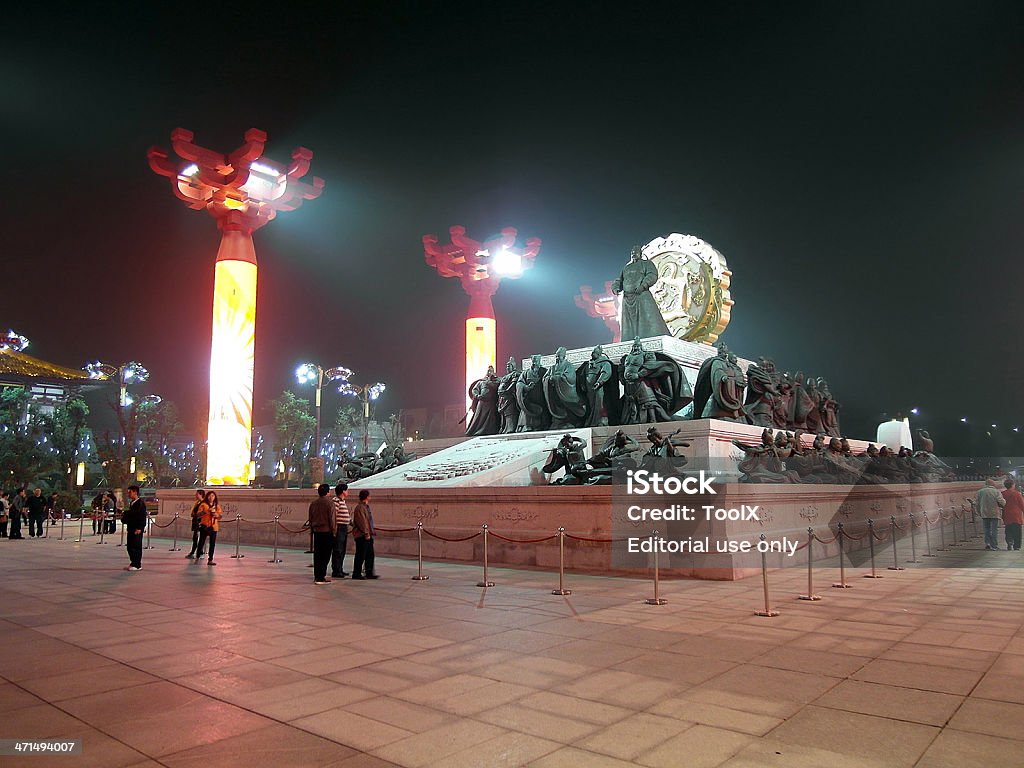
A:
582;345;614;427
803;376;823;434
589;430;640;470
692;344;746;422
544;347;587;429
743;359;779;428
733;428;797;483
465;366;500;436
496;357;520;434
542;433;589;485
817;378;841;438
789;371;814;431
611;245;671;339
619;337;690;424
516;354;550;432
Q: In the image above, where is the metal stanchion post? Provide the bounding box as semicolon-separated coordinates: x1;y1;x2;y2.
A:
552;527;572;596
98;512;107;544
907;513;919;563
58;510;65;541
922;510;935;556
832;523;851;588
864;519;882;578
411;521;428;580
477;524;494;587
144;516;153;550
169;512;181;552
755;534;779;616
645;531;667;605
950;510;959;547
888;516;904;570
799;527;821;601
937;508;947;551
970;503;978;537
268;515;283;563
306;529;314;554
231;514;244;559
962;506;969;541
75;513;85;543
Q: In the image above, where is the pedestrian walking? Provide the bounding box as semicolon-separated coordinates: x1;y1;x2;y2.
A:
185;489;204;558
1002;477;1024;551
26;487;45;537
977;478;1006;550
195;490;222;565
351;490;378;579
9;489;25;539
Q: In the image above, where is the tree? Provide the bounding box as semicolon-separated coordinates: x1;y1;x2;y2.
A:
382;411;407;446
271;391;315;487
137;400;183;489
38;396;90;491
0;388;55;487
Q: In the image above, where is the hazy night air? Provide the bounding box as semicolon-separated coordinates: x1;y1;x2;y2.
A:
2;3;1022;455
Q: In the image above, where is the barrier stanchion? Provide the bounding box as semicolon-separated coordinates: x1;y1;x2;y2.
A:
306;529;314;554
755;533;779;617
922;510;936;557
144;517;154;550
832;523;852;588
477;524;495;588
937;508;947;551
552;527;572;596
75;513;85;543
907;513;920;563
888;516;904;570
58;510;65;541
268;515;283;563
799;528;821;601
645;531;667;605
962;505;969;541
970;501;978;537
98;513;108;544
168;512;181;552
231;514;244;559
411;522;429;580
864;519;882;579
950;510;959;547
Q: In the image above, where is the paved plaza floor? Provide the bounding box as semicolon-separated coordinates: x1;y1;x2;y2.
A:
2;531;1024;767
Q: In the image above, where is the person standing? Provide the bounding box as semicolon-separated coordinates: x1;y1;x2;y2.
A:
9;489;26;539
977;478;1006;551
308;483;336;584
1002;477;1024;551
0;491;9;538
26;487;46;538
186;490;204;558
195;490;222;565
123;485;147;571
90;493;103;534
351;489;378;579
330;483;351;578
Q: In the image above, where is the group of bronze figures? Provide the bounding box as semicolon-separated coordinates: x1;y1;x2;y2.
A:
338;446;416;480
541;427;689;485
733;428;956;485
463;338;844;437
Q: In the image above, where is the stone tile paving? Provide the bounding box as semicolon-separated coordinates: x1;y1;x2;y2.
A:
1;531;1024;766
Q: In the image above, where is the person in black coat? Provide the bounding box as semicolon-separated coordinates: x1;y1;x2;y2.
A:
123;485;148;571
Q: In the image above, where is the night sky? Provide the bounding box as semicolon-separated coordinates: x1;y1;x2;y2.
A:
3;3;1022;454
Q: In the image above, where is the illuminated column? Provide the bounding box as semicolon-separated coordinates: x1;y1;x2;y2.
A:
423;226;540;408
148;129;323;485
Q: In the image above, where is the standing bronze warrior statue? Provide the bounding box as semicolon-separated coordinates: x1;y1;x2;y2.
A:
611;245;671;340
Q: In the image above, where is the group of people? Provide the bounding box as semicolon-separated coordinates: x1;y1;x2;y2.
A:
307;483;377;584
89;491;120;534
0;487;59;539
184;489;224;565
975;476;1024;551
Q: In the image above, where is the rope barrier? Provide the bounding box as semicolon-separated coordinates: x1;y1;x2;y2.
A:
151;518;176;529
812;532;837;545
564;533;630;543
276;521;308;534
424;530;483;543
488;531;560;544
375;526;418;533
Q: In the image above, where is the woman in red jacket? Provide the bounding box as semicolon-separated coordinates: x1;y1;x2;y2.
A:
1001;477;1024;551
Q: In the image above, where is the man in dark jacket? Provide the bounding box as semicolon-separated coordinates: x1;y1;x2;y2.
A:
351;490;378;579
26;487;46;537
308;483;337;584
123;485;148;571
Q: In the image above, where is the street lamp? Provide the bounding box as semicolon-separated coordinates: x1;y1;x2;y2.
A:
338;379;386;453
84;361;150;408
295;362;352;458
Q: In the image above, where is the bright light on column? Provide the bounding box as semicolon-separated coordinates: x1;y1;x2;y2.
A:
492;247;522;276
465;317;496;409
207;246;258;485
